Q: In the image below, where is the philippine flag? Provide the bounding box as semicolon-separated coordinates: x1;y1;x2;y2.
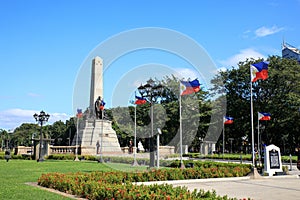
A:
135;96;147;105
224;116;234;124
251;61;269;82
258;112;271;121
180;79;200;96
100;100;106;110
76;109;83;118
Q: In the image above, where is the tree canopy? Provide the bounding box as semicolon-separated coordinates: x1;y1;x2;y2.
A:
210;56;300;154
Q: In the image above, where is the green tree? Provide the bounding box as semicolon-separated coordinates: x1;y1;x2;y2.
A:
11;123;39;147
210;56;300;154
111;76;212;152
65;117;76;146
49;120;67;145
0;129;10;149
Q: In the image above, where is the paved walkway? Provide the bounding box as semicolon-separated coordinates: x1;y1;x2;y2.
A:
139;167;300;200
172;175;300;200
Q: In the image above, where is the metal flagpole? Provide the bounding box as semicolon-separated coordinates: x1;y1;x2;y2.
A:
179;82;184;169
133;101;138;166
250;71;255;167
157;131;160;168
75;116;79;161
99;104;104;163
223;117;225;157
257;112;260;166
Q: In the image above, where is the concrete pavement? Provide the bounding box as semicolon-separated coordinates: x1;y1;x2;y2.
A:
138;167;300;200
171;175;300;200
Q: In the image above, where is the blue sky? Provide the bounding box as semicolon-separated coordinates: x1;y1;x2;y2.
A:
0;0;299;130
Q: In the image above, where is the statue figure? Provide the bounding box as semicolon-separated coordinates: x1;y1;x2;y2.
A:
95;96;105;119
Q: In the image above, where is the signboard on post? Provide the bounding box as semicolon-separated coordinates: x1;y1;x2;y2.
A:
269;149;280;169
264;144;282;176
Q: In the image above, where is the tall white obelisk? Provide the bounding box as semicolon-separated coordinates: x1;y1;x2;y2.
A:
74;56;122;155
89;56;103;115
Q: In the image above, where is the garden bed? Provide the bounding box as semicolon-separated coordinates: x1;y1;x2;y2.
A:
38;161;251;199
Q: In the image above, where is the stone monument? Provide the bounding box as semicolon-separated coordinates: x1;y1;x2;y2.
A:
264;144;283;176
73;56;122;155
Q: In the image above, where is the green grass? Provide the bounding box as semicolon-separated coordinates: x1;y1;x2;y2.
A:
0;159;147;200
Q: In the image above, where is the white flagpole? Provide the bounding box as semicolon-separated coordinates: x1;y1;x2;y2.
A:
75;115;79;161
257;112;260;166
250;69;255;167
99;103;104;163
133;95;138;166
223;117;225;157
179;82;184;169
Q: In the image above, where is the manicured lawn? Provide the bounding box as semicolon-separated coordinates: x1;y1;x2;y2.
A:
0;159;147;200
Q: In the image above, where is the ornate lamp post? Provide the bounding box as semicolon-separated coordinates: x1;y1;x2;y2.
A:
33;110;50;162
138;78;163;168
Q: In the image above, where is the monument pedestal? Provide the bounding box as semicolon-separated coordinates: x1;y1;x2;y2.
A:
73;119;122;155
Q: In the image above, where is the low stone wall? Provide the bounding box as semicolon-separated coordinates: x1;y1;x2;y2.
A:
159;146;175;155
15;145;176;157
50;146;76;154
122;146;175;156
15;146;33;155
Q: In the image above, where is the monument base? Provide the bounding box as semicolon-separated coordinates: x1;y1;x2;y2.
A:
73;119;122;155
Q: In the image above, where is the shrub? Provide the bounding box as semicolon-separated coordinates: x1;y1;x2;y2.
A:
38;172;238;200
38;161;251;199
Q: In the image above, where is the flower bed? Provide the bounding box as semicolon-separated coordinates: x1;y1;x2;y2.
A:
38;162;251;199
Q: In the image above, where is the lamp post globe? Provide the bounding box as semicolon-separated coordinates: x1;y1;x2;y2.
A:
33;110;50;162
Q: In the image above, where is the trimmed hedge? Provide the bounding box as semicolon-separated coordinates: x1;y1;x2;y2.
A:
46;154;174;166
185;153;298;163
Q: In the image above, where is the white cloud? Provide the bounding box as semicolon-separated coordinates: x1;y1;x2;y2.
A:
218;48;266;67
255;26;284;37
0;108;71;131
174;68;200;80
216;67;227;72
27;92;42;98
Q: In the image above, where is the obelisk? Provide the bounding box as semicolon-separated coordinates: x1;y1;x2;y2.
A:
89;56;103;115
74;56;122;155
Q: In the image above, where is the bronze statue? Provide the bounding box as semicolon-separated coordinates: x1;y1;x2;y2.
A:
95;96;104;119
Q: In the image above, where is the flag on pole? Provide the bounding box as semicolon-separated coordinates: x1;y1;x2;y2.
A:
258;112;271;121
100;100;106;110
76;109;83;118
135;96;147;105
224;116;234;124
251;61;269;82
180;79;200;95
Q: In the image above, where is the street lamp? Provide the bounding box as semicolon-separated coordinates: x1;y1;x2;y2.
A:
138;78;163;168
33;110;50;162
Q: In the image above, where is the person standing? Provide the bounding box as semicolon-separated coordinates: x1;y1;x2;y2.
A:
4;149;11;162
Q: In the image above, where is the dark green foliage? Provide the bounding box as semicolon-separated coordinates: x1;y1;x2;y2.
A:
210;57;300;154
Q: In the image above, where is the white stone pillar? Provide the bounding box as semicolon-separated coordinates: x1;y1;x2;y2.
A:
89;56;103;113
